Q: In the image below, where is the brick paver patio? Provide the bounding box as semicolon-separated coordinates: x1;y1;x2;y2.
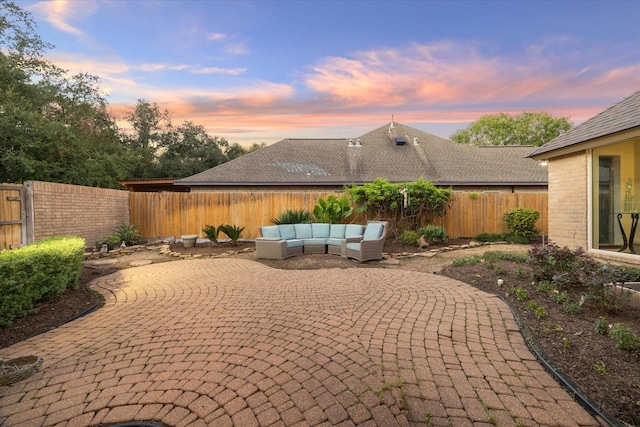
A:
0;259;600;426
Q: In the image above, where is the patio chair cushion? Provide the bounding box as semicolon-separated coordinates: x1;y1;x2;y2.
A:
346;242;361;251
311;223;331;238
294;224;313;239
278;224;296;240
286;239;304;248
261;226;280;238
363;223;384;240
345;224;364;237
329;224;346;238
326;238;343;247
302;238;326;246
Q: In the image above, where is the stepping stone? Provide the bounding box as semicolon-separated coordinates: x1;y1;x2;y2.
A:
90;259;118;266
130;260;153;267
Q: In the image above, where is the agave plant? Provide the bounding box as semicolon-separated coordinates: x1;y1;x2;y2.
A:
271;209;312;225
218;224;245;246
114;224;143;246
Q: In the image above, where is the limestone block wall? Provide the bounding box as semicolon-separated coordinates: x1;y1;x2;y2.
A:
28;181;129;248
547;152;589;249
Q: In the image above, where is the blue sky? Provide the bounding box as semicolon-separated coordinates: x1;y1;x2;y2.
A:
20;0;640;145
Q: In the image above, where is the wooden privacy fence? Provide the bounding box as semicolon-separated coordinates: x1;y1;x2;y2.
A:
130;191;344;240
0;184;27;250
130;191;547;240
442;192;548;238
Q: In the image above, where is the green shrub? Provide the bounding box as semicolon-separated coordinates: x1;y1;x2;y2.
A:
595;317;609;335
528;243;631;312
0;236;85;327
202;225;221;244
483;251;528;263
550;291;568;305
272;209;312;224
101;234;121;250
402;230;419;246
419;225;448;243
564;302;581;315
503;208;540;241
475;233;530;244
218;224;245;245
114;224;142;246
475;233;507;242
609;323;639;351
515;288;529;301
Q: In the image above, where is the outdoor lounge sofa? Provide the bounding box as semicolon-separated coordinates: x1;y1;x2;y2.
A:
255;222;387;260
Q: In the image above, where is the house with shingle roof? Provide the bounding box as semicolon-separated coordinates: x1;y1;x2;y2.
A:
175;121;547;193
529;90;640;263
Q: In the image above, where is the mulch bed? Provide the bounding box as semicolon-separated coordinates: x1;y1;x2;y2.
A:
441;259;640;425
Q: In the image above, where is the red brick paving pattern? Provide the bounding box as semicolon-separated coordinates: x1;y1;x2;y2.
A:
0;259;599;426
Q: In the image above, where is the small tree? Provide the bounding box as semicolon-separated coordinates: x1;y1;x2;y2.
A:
346;178;451;238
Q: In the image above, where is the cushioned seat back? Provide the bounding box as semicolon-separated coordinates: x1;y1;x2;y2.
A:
260;226;280;238
278;224;296;240
363;223;384;240
345;224;364;237
329;224;346;239
294;224;313;239
311;223;330;238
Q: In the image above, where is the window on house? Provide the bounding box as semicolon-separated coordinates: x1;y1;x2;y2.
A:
592;140;640;254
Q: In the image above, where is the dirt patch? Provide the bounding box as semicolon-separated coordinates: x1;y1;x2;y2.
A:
1;238;638;424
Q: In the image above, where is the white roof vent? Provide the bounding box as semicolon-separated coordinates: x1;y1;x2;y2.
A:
355;139;361;146
348;139;354;147
413;138;419;145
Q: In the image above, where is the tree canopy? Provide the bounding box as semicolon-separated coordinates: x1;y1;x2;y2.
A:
0;1;263;188
450;112;572;146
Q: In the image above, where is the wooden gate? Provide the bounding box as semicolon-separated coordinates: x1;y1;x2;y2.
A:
0;184;27;250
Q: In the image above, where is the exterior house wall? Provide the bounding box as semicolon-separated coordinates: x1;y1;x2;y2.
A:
547;152;589;249
29;181;129;248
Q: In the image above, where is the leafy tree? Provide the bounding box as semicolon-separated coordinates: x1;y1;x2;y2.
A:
225;142;266;161
0;1;129;187
225;142;246;161
450;112;572;146
121;99;172;178
156;121;229;178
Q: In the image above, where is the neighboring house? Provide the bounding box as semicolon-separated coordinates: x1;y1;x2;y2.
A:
529;90;640;263
175;121;547;193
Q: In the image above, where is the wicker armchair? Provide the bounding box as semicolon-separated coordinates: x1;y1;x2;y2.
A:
342;221;388;262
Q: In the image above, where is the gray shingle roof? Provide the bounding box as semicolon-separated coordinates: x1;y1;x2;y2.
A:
529;90;640;158
175;122;547;187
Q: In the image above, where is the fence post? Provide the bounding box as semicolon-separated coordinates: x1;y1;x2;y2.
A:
23;181;35;245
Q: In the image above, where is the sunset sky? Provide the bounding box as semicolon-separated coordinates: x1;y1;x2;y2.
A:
21;0;640;146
